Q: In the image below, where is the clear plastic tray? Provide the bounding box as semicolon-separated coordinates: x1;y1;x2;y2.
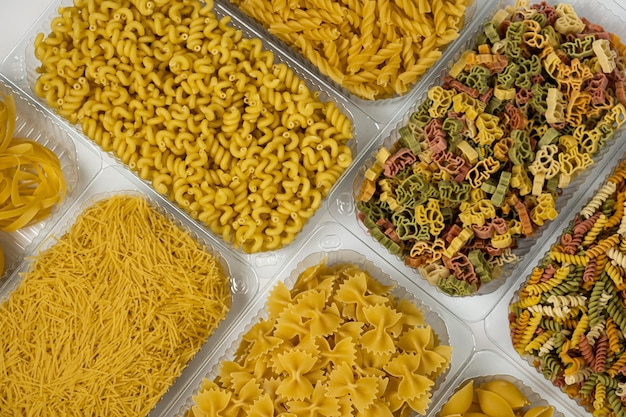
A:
0;179;260;417
0;78;80;283
327;0;626;318
429;350;578;417
0;0;384;259
214;0;492;123
0;1;625;417
487;149;626;417
155;225;475;417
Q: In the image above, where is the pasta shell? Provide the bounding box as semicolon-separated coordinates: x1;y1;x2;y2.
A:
523;406;554;417
440;380;475;416
463;413;490;417
479;379;530;410
476;388;516;417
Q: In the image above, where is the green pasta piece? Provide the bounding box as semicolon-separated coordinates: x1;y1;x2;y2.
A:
561;35;595;59
437;275;477;296
468;250;493;284
497;62;519;90
540;352;564;381
483;21;500;43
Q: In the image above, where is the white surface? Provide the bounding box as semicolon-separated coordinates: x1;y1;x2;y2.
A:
0;0;50;62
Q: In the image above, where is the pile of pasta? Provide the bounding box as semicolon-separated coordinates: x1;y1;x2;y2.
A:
33;0;353;253
187;260;452;417
0;243;4;277
228;0;472;100
438;377;555;417
355;1;626;296
509;158;626;417
0;195;231;416
0;92;66;232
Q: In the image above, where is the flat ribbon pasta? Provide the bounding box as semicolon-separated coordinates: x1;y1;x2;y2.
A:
0;139;66;232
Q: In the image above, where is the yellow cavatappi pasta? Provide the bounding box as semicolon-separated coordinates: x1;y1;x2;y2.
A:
33;0;353;253
230;0;473;99
187;259;452;417
0;195;231;416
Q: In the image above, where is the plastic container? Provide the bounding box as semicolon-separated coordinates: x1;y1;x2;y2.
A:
153;227;475;417
215;0;490;123
0;0;383;261
328;0;626;316
0;182;259;416
487;151;626;417
0;1;625;417
0;78;79;283
429;350;575;417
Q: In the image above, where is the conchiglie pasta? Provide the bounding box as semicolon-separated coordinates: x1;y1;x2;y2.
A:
439;377;555;417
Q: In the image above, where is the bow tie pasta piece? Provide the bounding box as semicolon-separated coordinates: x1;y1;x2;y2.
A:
33;0;354;253
355;1;626;296
0;195;231;416
187;259;452;417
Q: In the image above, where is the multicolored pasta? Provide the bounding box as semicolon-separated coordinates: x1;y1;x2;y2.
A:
510;158;626;417
356;1;626;296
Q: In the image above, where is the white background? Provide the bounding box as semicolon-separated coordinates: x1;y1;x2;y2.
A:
0;0;50;62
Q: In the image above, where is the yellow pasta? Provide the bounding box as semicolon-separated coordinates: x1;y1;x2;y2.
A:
230;0;472;99
0;92;67;232
33;0;354;253
0;242;4;277
187;259;452;417
439;377;554;417
0;195;231;416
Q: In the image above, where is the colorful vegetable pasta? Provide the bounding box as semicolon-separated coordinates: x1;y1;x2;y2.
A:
32;0;353;253
0;195;231;416
509;158;626;417
187;259;452;417
355;1;626;296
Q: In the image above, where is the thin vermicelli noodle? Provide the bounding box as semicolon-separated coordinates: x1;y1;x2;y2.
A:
0;195;231;416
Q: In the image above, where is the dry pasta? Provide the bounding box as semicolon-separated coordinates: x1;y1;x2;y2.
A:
510;159;626;417
0;195;231;416
229;0;473;99
0;243;4;277
355;1;626;296
0;92;67;232
33;0;353;253
439;377;555;417
187;259;452;417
